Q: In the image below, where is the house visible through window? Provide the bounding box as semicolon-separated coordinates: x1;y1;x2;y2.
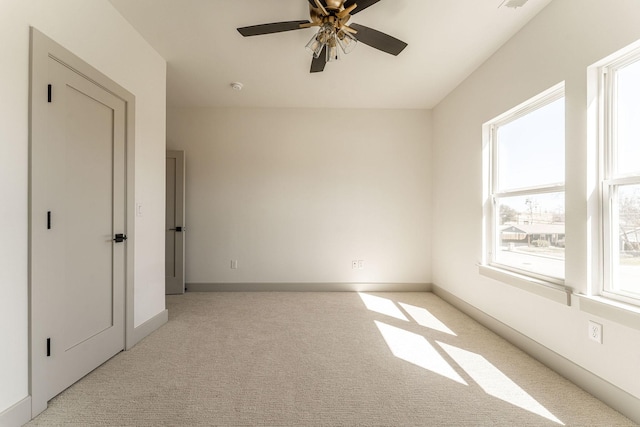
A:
485;85;565;282
601;48;640;305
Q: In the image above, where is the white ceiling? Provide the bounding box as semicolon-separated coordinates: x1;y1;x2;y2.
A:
108;0;552;109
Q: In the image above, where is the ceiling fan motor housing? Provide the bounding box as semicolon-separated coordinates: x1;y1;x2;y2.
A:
309;1;352;31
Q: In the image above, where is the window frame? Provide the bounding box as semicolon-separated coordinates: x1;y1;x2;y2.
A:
484;84;566;285
600;49;640;306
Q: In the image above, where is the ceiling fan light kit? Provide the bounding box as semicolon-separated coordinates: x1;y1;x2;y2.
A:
237;0;407;73
338;30;358;54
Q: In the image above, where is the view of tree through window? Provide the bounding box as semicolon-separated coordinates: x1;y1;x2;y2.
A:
489;91;565;281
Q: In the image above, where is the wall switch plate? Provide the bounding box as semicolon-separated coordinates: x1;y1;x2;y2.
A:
588;320;603;344
231;260;238;269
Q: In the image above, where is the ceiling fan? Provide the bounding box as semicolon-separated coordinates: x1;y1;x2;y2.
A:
237;0;408;73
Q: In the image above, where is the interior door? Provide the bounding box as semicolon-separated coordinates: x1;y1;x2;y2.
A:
166;150;185;294
30;31;127;415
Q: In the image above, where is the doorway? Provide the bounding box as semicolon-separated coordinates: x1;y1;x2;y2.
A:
29;28;135;417
166;150;185;294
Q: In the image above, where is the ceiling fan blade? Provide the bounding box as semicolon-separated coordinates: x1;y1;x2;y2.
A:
310;47;327;73
344;0;381;14
349;23;407;55
308;0;327;7
237;20;310;37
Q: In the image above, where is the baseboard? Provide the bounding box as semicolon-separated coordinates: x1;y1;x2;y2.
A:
186;282;432;292
432;284;640;425
0;396;31;427
127;309;169;350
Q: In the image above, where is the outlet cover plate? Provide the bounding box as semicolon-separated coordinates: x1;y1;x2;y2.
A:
588;320;603;344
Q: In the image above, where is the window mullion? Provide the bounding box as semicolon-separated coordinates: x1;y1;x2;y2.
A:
494;184;565;199
605;176;640;187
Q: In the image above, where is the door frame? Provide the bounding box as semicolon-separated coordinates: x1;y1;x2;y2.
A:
29;28;136;417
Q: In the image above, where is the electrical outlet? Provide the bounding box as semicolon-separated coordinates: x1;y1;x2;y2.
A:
351;260;358;269
357;260;364;269
231;259;238;269
588;320;603;344
352;260;364;269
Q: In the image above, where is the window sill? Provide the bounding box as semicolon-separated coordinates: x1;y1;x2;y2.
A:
478;264;572;305
576;294;640;331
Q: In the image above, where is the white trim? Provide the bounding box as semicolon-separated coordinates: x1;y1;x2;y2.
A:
433;285;640;425
489;82;565;127
586;54;605;298
478;264;571;305
128;309;169;350
186;283;432;293
0;396;31;427
577;294;640;331
124;90;136;351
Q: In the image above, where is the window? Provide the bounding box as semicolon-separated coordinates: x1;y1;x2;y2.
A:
601;49;640;305
485;85;565;283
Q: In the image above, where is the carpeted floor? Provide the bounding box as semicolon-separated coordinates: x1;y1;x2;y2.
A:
26;292;635;426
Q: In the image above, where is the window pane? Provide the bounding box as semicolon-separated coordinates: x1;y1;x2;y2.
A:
615;60;640;176
494;192;565;279
497;97;565;191
612;184;640;297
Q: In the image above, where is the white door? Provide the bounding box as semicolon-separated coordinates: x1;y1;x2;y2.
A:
166;150;185;294
30;30;127;415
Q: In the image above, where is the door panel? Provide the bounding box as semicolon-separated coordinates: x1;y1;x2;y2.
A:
166;156;176;278
31;45;126;411
61;84;116;351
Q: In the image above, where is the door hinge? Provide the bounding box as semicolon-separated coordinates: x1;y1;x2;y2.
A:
46;338;51;357
47;84;52;103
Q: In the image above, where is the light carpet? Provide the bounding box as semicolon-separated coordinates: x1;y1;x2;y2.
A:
26;292;635;426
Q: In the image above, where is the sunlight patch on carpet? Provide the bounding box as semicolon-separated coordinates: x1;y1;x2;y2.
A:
359;293;408;321
375;321;467;385
398;302;457;336
437;342;564;425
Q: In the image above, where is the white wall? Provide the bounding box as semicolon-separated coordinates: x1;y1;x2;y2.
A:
432;0;640;404
0;0;166;416
167;108;431;286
